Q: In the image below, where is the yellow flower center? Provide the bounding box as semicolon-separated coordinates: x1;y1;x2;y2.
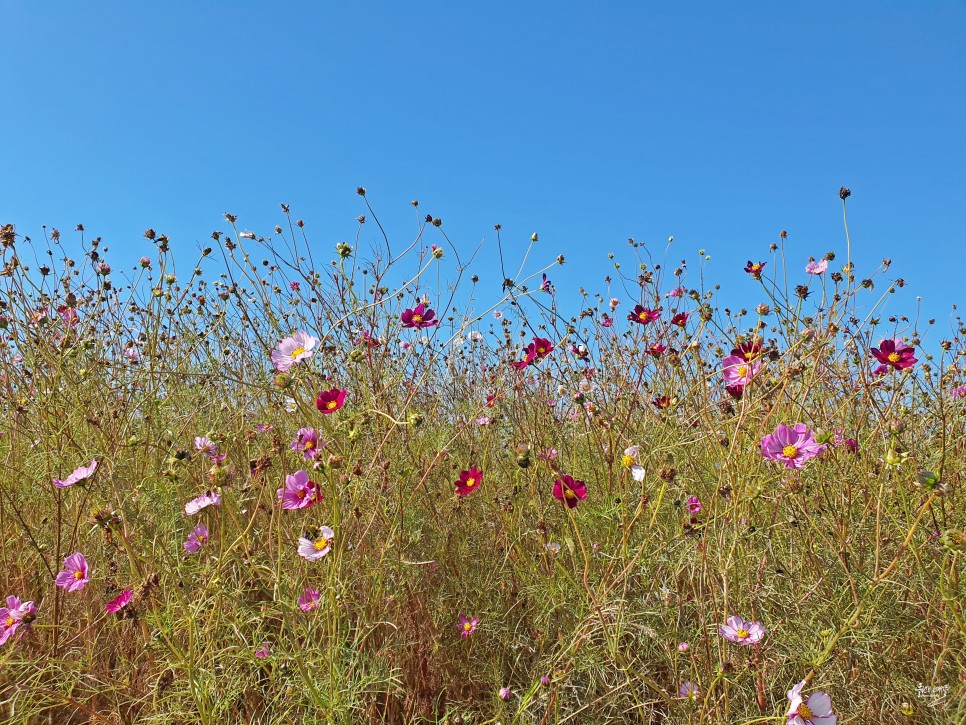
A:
291;346;305;358
737;366;748;377
537;346;546;354
736;628;750;639
313;536;330;551
887;351;900;363
782;445;799;459
798;703;813;719
465;477;476;488
462;622;473;631
412;314;423;323
297;489;307;499
198;534;207;543
638;312;647;320
744;351;755;360
326;401;337;410
564;488;576;499
5;616;14;627
621;454;635;468
74;570;84;580
304;440;315;450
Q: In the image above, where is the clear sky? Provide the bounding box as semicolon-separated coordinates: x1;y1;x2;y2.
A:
2;2;964;339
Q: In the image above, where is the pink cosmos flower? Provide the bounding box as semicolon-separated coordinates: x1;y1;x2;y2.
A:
872;364;890;377
512;337;553;370
686;496;702;515
0;596;37;645
951;385;966;399
53;459;98;489
55;552;90;592
184;524;209;553
298;587;321;612
455;467;483;497
255;423;274;433
297;527;335;561
123;346;141;362
722;355;760;388
458;615;478;638
538;448;558;462
628;305;661;325
105;589;133;614
678;681;699;701
553;475;588;508
194;436;219;457
184;490;222;515
601;315;614;328
498;687;512;701
646;342;666;357
271;331;320;372
290;281;300;292
278;470;321;510
870;337;917;371
255;642;271;659
785;680;837;725
316;388;347;414
291;427;323;460
401;303;439;329
761;424;826;469
718;615;766;645
805;259;828;275
666;287;687;298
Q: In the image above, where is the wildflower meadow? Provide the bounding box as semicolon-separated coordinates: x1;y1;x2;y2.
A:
0;190;964;724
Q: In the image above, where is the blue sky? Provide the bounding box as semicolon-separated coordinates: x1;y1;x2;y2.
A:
2;2;964;340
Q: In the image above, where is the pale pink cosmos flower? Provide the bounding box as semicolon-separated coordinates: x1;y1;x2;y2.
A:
184;524;209;553
278;471;320;510
951;385;966;399
678;641;690;653
718;615;766;645
297;527;335;561
498;687;512;701
271;331;319;372
184;490;221;515
53;460;98;489
254;642;271;659
721;355;760;388
298;587;321;612
105;589;133;613
194;436;219;457
458;615;478;637
761;424;826;469
805;259;829;275
55;552;90;592
0;596;37;645
678;681;699;700
785;680;837;724
666;287;687;298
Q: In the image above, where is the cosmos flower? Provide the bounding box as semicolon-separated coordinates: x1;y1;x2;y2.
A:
744;261;766;280
455;468;483;497
401;303;439;329
298;587;321;612
271;331;319;372
731;338;763;361
553;475;588;508
628;305;661;325
951;385;966;399
761;424;826;469
184;524;209;553
670;312;688;328
278;470;320;510
458;615;478;638
785;680;837;724
666;287;687;298
870;338;917;371
678;682;699;701
722;355;761;387
498;687;512;701
194;436;220;458
512;337;553;369
718;615;766;645
55;552;90;592
805;259;829;275
686;496;702;515
105;589;133;614
254;642;271;659
291;427;323;460
0;596;36;645
316;388;347;414
297;527;335;561
184;490;222;515
645;342;667;357
53;460;98;489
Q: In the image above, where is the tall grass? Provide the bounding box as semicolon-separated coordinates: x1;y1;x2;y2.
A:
0;196;963;724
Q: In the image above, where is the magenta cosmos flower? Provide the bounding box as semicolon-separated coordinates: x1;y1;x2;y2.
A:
255;642;271;659
297;526;335;561
271;331;319;372
512;336;553;370
291;427;323;460
184;524;209;553
53;459;98;489
105;589;133;614
458;615;478;638
744;261;766;280
553;475;588;508
761;424;826;469
628;305;661;325
870;337;917;371
670;312;688;328
401;303;439;329
455;467;483;497
722;355;760;388
686;496;702;515
316;388;347;414
278;470;321;510
55;552;90;592
0;596;37;645
298;587;321;612
718;615;766;645
184;490;221;515
786;680;837;725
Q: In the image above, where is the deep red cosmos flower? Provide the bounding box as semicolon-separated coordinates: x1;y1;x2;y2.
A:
725;384;744;399
670;312;688;328
553;475;588;508
731;338;763;361
652;395;673;410
628;305;661;325
744;261;766;280
455;467;483;496
645;342;667;357
870;338;917;370
316;388;348;413
401;303;439;329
